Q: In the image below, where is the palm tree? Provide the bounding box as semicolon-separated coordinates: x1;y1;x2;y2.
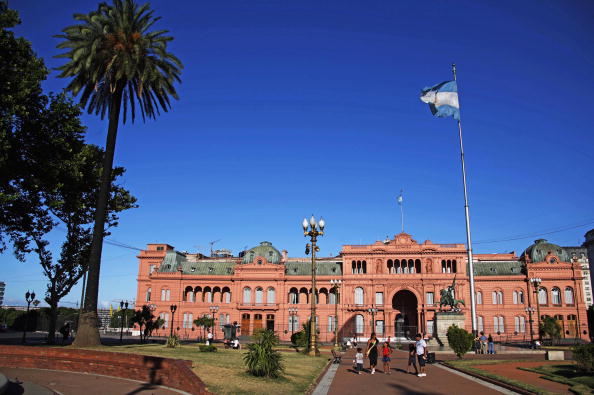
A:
55;0;182;346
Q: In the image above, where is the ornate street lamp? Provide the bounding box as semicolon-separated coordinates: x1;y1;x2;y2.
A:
330;279;342;350
169;304;177;337
119;300;129;344
530;277;543;342
22;290;35;343
303;215;325;356
525;306;536;345
367;307;378;335
210;305;219;339
288;307;299;335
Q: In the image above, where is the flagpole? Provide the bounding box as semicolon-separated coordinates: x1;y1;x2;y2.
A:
399;190;404;233
452;63;478;335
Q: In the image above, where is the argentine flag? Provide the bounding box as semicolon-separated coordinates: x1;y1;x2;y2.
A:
420;81;460;120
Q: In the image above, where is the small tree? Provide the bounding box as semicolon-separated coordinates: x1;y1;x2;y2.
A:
540;316;562;344
132;305;161;344
572;343;594;374
244;329;284;378
446;325;474;358
290;323;310;352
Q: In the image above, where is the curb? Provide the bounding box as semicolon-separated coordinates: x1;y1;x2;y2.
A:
441;362;533;395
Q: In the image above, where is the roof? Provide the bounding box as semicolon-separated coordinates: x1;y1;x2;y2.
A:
522;239;569;262
241;241;282;264
158;251;237;275
471;260;525;276
285;261;342;276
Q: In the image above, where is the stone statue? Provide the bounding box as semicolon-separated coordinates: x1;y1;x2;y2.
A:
439;276;465;312
425;259;433;274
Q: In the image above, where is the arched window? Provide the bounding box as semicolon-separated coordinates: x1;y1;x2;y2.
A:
161;288;170;301
243;287;251;303
414;259;421;273
493;316;505;333
222;287;231;303
355;314;364;334
551;287;561;305
354;287;364;305
267;287;275;304
184;286;193;302
565;287;574;305
387;259;393;274
476;291;483;305
492;291;497;304
299;287;309;304
514;316;526;333
452;259;457;273
362;260;367;274
146;287;151;302
289;288;299;304
160;312;169;328
319;288;329;304
255;287;264;304
442;260;447;273
538;287;548;305
513;290;523;304
329;289;337;305
498;291;503;304
351;261;356;274
477;316;484;332
204;286;212;303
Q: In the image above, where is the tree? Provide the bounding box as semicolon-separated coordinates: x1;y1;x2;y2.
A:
132;305;162;343
55;0;182;347
193;316;214;341
446;325;474;358
540;316;562;344
244;329;284;378
110;308;135;329
0;3;136;344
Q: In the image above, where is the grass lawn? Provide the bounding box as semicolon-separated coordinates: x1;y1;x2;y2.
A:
519;363;594;395
85;343;329;395
445;359;559;395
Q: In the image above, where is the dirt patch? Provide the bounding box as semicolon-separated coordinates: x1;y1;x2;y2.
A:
474;361;573;394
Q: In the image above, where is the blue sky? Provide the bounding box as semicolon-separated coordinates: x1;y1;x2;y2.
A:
2;0;593;307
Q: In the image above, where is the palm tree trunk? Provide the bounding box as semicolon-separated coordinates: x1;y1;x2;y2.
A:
73;86;123;347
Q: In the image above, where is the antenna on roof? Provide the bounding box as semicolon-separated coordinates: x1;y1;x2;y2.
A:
209;239;221;257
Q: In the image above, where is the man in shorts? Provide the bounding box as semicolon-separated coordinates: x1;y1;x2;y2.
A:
415;333;428;377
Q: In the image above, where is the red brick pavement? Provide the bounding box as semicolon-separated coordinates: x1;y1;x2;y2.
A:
327;349;505;395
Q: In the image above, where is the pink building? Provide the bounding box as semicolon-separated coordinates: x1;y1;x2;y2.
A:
135;234;589;342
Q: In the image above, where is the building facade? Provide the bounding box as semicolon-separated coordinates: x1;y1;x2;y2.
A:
135;234;590;342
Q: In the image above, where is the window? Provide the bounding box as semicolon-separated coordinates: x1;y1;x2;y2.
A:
160;312;169;328
476;291;483;305
243;287;251;303
493;316;505;333
375;320;384;335
161;289;170;301
328;316;335;333
182;313;193;329
156;246;164;251
551;287;561;305
375;292;384;305
354;287;364;305
289;315;299;332
538;287;548;305
565;287;574;305
267;287;275;304
513;290;524;304
149;265;155;275
219;313;225;328
492;291;503;305
426;292;434;305
355;314;364;334
477;316;484;332
427;320;435;335
514;316;526;333
255;287;264;304
146;287;151;302
329;290;337;305
289;289;298;304
224;291;231;303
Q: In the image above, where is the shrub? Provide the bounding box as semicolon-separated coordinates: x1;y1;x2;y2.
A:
166;334;180;348
244;329;284;378
290;323;310;352
199;344;217;352
540;316;562;343
573;343;594;374
446;325;474;358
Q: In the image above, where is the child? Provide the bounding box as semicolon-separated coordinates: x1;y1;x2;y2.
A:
407;343;418;375
354;347;364;374
382;342;392;374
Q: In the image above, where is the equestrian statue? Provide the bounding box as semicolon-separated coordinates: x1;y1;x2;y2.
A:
439;276;465;312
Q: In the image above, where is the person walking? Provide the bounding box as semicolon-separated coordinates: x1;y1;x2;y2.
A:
487;334;495;354
406;343;418;375
415;333;428;377
59;323;70;345
382;341;392;374
366;332;379;374
354;347;364;375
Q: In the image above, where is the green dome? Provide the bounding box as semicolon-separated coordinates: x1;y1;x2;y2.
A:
241;241;282;264
523;239;568;263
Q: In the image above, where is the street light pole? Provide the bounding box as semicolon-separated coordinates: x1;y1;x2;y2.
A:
169;304;177;338
210;305;219;339
22;290;35;344
303;215;325;357
525;306;535;345
119;300;128;344
289;307;298;335
530;278;543;342
367;307;378;335
330;279;342;350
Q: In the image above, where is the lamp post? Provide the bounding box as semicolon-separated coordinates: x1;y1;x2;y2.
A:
525;306;535;345
303;214;325;357
210;305;219;339
530;278;542;342
288;307;299;335
119;300;128;344
367;307;378;335
330;279;342;350
169;304;177;337
21;290;35;343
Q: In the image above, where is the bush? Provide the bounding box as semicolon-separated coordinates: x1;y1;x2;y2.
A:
166;334;180;348
199;344;217;352
540;316;562;343
244;329;284;378
446;325;474;358
573;343;594;374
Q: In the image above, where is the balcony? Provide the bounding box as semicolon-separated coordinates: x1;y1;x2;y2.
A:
238;302;279;310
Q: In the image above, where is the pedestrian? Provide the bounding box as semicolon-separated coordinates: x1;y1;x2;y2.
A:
354;347;364;374
473;334;481;354
59;322;70;345
232;338;240;349
382;341;392;374
366;332;379;374
406;343;418;375
479;331;488;354
487;334;495;354
346;338;352;349
415;333;428;377
206;330;213;345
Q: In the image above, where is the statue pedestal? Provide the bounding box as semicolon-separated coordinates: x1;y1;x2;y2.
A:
435;312;465;347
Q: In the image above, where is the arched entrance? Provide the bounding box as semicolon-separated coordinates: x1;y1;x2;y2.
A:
392;290;418;340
